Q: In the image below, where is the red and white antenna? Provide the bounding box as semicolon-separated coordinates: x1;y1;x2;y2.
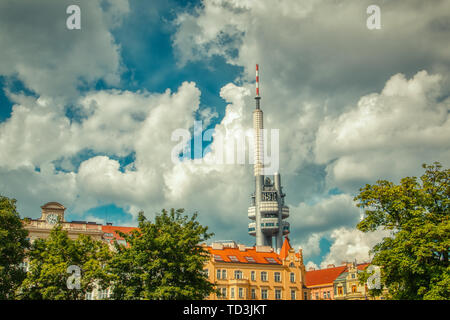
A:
256;64;260;97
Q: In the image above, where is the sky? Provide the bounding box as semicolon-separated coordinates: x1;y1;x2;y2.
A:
0;0;449;269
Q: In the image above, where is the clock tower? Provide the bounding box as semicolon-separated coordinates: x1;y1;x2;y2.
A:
40;202;66;225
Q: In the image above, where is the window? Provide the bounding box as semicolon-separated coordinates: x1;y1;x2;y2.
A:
251;271;256;281
291;290;296;300
304;292;308;300
261;289;268;300
338;287;343;295
245;256;256;263
352;285;357;293
323;292;327;299
261;271;267;282
86;292;93;300
234;270;243;279
290;272;295;283
203;269;209;278
265;257;278;264
98;289;109;300
217;269;221;279
315;293;319;300
116;239;127;246
228;255;239;262
214;254;224;262
351;273;356;279
275;289;282;300
21;261;29;272
274;272;281;282
289;262;295;267
103;233;114;238
239;288;244;298
220;287;227;298
222;269;227;279
327;291;331;299
230;288;235;299
251;288;256;299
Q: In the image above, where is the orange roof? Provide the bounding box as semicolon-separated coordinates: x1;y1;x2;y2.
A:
101;225;138;241
357;263;370;270
305;265;347;287
279;237;292;260
207;246;282;265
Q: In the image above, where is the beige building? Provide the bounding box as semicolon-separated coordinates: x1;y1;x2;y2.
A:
203;238;309;300
23;202;104;242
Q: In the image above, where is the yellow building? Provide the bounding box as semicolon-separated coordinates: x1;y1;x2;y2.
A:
203;238;309;300
333;262;372;300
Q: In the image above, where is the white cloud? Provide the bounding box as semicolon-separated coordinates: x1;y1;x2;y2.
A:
305;261;318;271
1;0;450;258
298;233;322;259
315;71;450;192
290;193;362;235
0;0;129;99
319;227;391;268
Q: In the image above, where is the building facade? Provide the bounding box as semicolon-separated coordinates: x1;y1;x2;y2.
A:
305;261;383;300
204;238;309;300
305;264;348;300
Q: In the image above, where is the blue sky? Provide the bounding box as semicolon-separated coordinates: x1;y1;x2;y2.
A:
0;0;448;268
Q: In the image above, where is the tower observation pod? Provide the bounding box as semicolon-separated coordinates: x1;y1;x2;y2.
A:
248;64;290;253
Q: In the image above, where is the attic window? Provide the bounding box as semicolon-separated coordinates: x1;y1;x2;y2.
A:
265;257;278;264
213;255;224;261
228;255;239;262
245;256;256;263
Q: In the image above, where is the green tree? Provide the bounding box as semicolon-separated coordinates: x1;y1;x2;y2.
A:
355;162;449;300
109;208;216;300
20;224;112;300
0;195;30;299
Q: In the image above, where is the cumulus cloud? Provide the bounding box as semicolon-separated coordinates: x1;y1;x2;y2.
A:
0;0;129;99
298;233;322;259
320;227;391;268
316;70;450;192
290;193;362;236
1;0;449;262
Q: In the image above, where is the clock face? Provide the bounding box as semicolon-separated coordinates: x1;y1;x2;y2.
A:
46;213;59;225
262;192;277;201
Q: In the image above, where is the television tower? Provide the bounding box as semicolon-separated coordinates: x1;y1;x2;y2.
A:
248;64;290;252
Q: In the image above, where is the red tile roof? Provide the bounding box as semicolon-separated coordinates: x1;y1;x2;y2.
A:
357;263;370;270
305;265;347;287
279;237;292;260
101;225;138;241
305;263;371;287
206;246;282;265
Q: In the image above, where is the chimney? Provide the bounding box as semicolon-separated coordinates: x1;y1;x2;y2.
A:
327;264;335;268
308;267;315;271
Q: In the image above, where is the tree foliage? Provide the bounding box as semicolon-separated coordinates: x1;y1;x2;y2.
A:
19;224;112;300
109;208;215;300
0;195;30;299
355;162;449;300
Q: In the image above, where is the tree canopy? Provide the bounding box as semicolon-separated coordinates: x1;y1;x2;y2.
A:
19;224;112;300
355;162;449;300
0;195;30;299
109;208;216;300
